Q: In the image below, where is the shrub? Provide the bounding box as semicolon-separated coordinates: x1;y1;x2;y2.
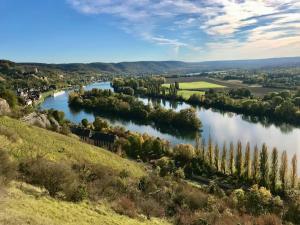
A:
64;181;87;202
245;185;272;215
0;149;16;185
19;158;76;197
113;196;137;218
174;185;208;211
139;198;165;218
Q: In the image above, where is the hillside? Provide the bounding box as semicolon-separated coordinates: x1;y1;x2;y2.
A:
4;56;300;75
0;116;145;177
0;116;172;225
0;182;169;225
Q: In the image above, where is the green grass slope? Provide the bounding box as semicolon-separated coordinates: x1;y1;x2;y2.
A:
0;116;145;178
0;116;171;225
0;182;170;225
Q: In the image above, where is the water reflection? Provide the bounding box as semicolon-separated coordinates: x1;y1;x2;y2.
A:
40;82;300;168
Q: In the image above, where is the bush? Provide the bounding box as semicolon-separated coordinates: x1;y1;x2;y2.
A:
0;149;16;185
19;158;76;198
113;196;137;218
139;198;165;218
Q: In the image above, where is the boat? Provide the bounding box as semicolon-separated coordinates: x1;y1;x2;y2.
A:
52;90;65;97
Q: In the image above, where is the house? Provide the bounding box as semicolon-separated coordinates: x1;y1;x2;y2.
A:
91;132;117;150
70;127;117;150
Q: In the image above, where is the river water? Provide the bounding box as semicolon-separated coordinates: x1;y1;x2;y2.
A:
40;82;300;164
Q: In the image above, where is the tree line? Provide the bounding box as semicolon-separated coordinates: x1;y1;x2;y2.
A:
192;136;298;194
68;88;201;132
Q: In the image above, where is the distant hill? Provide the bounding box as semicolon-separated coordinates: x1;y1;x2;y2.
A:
4;56;300;74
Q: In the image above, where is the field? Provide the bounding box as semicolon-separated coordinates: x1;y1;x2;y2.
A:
177;90;204;100
166;76;287;97
162;81;225;90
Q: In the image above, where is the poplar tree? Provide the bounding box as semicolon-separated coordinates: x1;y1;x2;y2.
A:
270;147;279;192
235;141;243;178
221;142;227;174
280;151;288;192
291;154;297;189
252;145;260;183
201;139;206;162
260;143;269;188
244;142;251;180
207;135;214;167
195;132;201;158
214;144;220;171
229;142;235;175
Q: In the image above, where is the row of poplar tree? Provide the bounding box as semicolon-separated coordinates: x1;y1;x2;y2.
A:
195;135;298;193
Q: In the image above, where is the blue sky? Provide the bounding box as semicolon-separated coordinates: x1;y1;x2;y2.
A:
1;0;300;63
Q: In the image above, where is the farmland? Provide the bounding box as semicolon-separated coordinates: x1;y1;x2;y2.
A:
162;81;225;90
166;76;289;97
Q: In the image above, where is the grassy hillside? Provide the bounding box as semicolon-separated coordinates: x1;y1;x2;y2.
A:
0;182;170;225
0;116;145;178
0;116;173;225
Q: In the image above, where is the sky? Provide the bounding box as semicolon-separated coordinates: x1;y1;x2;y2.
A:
1;0;300;63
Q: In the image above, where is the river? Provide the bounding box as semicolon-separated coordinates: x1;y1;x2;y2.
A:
40;81;300;164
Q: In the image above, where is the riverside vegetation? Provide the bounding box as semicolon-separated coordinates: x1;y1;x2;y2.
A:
68;88;201;132
112;77;300;125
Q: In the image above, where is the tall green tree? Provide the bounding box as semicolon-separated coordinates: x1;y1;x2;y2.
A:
244;142;251;180
195;132;201;157
260;144;269;188
221;142;227;174
291;154;298;189
280;151;288;192
270;148;279;192
201;139;206;162
207;135;214;167
214;144;220;171
235;141;243;178
229;142;235;175
252;145;260;183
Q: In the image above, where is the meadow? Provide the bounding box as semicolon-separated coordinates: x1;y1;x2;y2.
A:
162;81;225;90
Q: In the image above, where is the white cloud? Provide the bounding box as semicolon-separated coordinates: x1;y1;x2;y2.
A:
67;0;300;60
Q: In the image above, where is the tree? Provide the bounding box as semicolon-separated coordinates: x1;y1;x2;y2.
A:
291;154;297;189
214;144;220;171
221;142;227;174
173;144;195;164
252;145;260;183
207;135;214;167
194;132;201;157
93;117;108;132
260;144;269;188
81;118;89;128
229;142;235;175
201;139;206;162
270;148;279;192
244;142;251;180
280;151;288;192
235;141;243;178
